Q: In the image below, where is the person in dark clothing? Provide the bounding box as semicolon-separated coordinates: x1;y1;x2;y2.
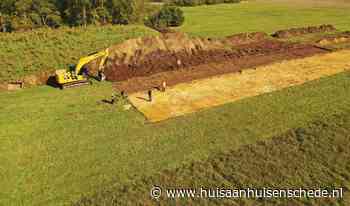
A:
98;70;106;81
148;90;153;102
121;91;128;98
81;67;89;78
111;93;117;104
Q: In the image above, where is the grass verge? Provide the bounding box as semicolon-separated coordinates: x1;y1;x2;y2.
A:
0;71;349;205
75;111;350;205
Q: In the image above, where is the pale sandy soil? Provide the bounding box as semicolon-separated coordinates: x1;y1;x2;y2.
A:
129;50;350;122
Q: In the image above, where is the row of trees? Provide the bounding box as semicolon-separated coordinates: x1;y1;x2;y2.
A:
0;0;145;32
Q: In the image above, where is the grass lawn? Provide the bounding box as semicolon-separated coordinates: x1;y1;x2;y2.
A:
1;71;349;205
77;110;350;205
179;1;350;37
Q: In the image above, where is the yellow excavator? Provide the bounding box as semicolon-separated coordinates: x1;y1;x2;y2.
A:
55;49;109;89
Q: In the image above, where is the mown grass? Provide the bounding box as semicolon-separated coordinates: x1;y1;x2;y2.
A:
75;111;350;206
1;71;349;206
0;25;157;82
179;2;350;37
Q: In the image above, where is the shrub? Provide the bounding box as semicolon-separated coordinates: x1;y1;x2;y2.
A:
145;5;184;30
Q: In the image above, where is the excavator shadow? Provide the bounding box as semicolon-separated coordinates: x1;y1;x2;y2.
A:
101;99;114;104
46;76;61;88
136;96;150;102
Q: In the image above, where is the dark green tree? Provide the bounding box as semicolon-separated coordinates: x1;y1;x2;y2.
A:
31;0;62;27
107;0;135;24
0;0;15;31
0;0;145;32
145;5;184;29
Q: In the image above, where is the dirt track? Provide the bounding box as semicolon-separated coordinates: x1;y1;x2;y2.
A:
113;40;327;93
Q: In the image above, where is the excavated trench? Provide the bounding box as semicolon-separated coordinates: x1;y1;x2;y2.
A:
105;33;328;93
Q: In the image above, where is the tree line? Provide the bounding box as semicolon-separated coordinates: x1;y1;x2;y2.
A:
0;0;146;32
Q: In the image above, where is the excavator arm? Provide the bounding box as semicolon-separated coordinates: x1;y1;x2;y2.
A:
74;49;109;75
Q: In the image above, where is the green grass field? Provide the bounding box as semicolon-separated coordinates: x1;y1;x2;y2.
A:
1;72;350;205
1;1;350;205
179;1;350;37
76;111;350;205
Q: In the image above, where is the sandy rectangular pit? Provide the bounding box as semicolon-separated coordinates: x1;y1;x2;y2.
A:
129;50;350;122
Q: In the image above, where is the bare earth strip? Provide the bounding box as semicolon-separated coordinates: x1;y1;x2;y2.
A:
129;50;350;122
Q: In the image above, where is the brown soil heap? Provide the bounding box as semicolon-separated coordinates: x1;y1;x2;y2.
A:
113;41;326;94
104;32;326;84
316;31;350;45
272;24;336;38
103;32;228;81
226;32;269;45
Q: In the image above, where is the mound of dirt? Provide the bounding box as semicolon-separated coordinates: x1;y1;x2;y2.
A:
106;32;223;66
316;32;350;46
272;24;336;38
225;32;268;45
0;70;55;90
113;42;326;94
104;33;326;82
0;83;7;91
22;70;54;86
102;33;225;81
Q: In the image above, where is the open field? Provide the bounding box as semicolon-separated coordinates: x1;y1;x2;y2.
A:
1;1;350;206
180;1;350;37
129;50;350;122
262;0;350;8
1;71;350;205
75;111;350;205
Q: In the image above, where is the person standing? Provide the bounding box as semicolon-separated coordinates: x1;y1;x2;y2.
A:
121;91;128;98
98;70;106;81
110;92;118;104
161;81;167;92
148;90;153;102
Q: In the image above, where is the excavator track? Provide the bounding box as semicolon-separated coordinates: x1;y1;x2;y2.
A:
61;80;90;89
